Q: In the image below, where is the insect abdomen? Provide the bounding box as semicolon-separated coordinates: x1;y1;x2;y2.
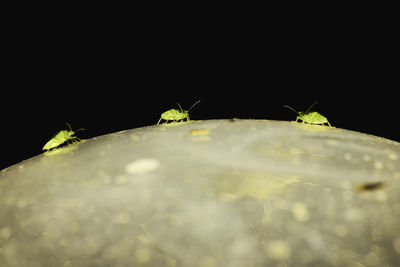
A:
161;109;188;120
305;112;328;124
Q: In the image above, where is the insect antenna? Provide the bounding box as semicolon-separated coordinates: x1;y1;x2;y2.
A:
188;100;201;112
176;103;183;112
305;101;319;113
66;122;73;131
283;105;298;114
65;122;85;133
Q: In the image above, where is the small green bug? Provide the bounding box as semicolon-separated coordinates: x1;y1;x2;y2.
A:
42;123;84;151
284;101;331;126
157;100;201;125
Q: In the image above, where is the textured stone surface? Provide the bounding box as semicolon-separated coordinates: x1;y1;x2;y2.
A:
1;120;400;266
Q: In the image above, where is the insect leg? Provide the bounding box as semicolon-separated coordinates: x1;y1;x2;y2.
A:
67;136;81;145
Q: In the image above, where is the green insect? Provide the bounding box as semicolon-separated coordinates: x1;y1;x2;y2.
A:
42;123;84;151
284;101;331;126
157;100;201;125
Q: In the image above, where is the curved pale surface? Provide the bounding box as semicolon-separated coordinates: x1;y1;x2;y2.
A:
1;120;400;266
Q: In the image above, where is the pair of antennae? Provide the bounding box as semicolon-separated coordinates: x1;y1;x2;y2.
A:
284;101;319;114
65;122;85;133
177;100;201;112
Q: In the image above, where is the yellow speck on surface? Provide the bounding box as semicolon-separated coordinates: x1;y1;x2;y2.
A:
130;134;140;141
291;202;310;222
373;161;384;169
126;158;160;175
189;129;210;136
266;240;291;260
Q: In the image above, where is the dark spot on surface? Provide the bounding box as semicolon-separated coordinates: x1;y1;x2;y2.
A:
356;181;386;192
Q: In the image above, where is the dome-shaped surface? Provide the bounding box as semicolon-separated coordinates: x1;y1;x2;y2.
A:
1;120;400;266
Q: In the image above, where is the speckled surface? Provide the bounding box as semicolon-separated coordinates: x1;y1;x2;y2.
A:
1;120;400;266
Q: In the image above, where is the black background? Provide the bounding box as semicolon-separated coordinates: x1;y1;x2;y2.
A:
1;6;398;171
